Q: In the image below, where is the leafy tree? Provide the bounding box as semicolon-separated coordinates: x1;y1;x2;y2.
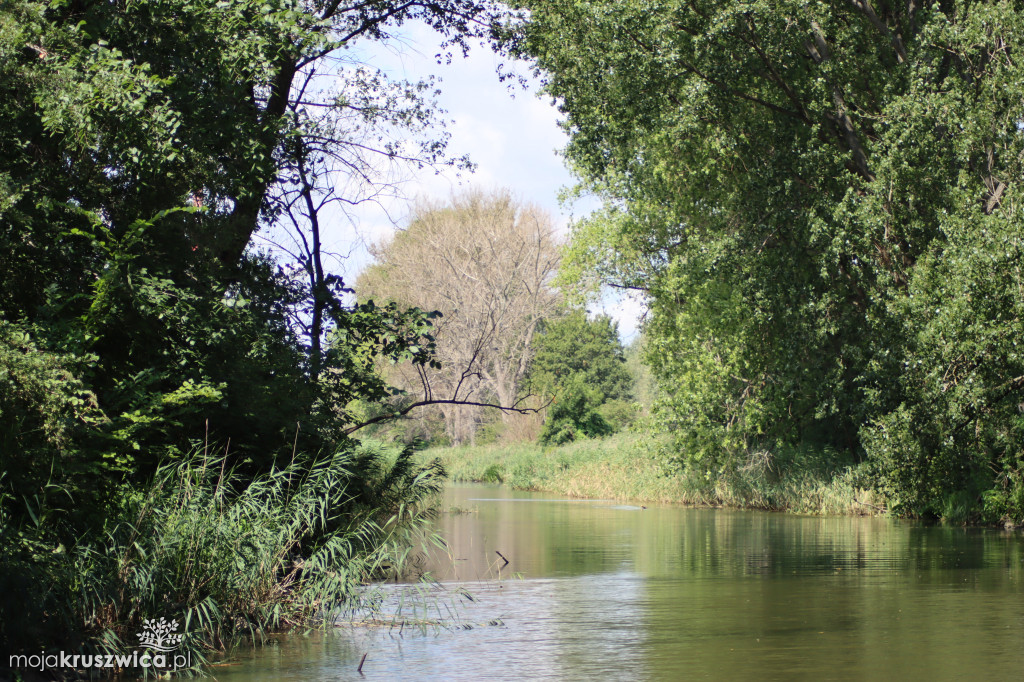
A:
0;3;517;656
526;311;632;403
507;0;1024;519
0;0;513;659
525;310;635;440
538;374;612;445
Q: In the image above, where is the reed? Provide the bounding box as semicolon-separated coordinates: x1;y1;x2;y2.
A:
2;441;444;676
424;433;886;515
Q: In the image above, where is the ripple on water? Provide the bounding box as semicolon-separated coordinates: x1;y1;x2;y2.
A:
215;486;1024;681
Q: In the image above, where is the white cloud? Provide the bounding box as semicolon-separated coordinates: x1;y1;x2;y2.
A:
594;291;648;343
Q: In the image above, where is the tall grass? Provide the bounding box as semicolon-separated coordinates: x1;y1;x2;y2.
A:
1;441;444;676
425;432;886;515
426;433;689;503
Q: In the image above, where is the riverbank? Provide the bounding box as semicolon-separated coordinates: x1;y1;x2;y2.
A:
423;432;887;516
1;441;442;679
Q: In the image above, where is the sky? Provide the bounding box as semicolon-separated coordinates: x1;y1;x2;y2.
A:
283;24;646;341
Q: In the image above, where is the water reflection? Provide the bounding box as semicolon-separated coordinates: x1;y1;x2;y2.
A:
216;485;1024;681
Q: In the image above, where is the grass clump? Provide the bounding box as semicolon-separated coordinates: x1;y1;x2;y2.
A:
1;441;443;676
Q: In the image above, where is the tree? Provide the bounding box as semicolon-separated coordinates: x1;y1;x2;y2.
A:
0;0;511;580
525;311;634;442
261;55;478;382
1;0;512;658
357;190;562;443
507;1;1024;518
526;311;632;403
0;0;506;453
538;373;613;445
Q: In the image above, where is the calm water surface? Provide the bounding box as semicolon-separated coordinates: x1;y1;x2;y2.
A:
217;484;1024;680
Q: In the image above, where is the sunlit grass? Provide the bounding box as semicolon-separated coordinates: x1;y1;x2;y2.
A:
423;432;886;515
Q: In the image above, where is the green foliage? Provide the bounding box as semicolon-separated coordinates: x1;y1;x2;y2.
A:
0;321;100;453
0;0;497;663
538;375;613;445
1;441;444;668
597;399;640;433
526;311;633;442
0;0;462;518
623;333;658;413
526;311;632;401
481;463;504;484
427;432;881;513
508;0;1024;520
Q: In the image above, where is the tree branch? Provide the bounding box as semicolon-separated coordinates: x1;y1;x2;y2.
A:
806;19;876;182
342;396;552;435
849;0;908;63
740;15;812;123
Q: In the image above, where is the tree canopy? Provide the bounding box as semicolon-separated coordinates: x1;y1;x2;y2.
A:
1;0;514;659
526;311;632;444
525;311;632;402
508;0;1024;519
0;0;508;573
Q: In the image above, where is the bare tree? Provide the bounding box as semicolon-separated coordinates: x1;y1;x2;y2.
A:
257;57;473;380
358;190;562;443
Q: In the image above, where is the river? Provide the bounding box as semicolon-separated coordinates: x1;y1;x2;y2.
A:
215;484;1024;680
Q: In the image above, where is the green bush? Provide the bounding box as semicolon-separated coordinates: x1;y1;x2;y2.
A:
539;376;613;445
597;399;640;432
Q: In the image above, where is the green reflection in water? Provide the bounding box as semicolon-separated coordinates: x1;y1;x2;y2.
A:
216;484;1024;681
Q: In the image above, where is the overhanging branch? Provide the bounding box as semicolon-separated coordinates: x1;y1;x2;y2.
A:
342;396;552;435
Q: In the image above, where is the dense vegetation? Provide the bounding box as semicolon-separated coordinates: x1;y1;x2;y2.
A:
525;311;635;443
506;0;1024;522
0;0;502;671
7;0;1024;672
427;432;884;515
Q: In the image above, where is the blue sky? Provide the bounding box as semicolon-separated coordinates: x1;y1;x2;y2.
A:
288;24;646;340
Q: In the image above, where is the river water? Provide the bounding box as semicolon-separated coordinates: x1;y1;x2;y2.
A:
216;484;1024;680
